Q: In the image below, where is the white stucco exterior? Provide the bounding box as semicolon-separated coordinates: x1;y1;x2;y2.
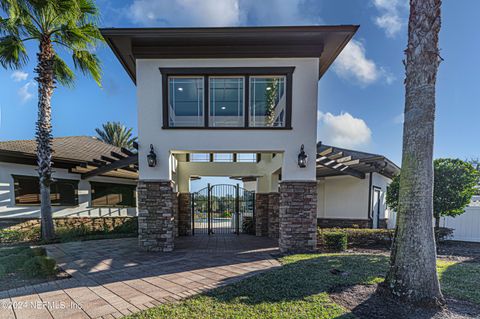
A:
136;58;319;183
316;172;393;228
0;162;137;218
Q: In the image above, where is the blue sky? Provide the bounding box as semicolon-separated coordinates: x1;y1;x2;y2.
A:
1;0;479;170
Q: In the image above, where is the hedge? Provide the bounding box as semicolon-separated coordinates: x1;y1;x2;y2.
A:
318;228;394;249
323;231;348;251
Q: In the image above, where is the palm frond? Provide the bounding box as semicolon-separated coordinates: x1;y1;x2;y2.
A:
53;54;75;87
95;122;137;149
0;35;28;68
72;49;101;86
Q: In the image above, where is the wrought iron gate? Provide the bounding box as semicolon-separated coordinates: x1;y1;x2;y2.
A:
191;184;255;235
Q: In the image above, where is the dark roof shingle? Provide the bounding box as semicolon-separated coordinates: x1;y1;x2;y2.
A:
0;136;122;163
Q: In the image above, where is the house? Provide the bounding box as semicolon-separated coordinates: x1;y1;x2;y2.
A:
99;25;401;254
0;136;138;220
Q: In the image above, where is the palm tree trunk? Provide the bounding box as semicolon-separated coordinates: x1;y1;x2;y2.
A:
383;0;444;306
35;36;55;241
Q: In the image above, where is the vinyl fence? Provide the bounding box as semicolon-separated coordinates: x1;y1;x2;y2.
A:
441;206;480;242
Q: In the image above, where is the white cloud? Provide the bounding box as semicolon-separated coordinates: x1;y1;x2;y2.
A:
333;40;379;85
127;0;318;27
128;0;241;26
372;0;407;38
317;111;372;149
18;81;35;103
333;40;395;86
11;70;28;82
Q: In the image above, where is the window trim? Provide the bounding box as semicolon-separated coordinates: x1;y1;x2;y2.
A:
160;67;294;129
12;174;79;207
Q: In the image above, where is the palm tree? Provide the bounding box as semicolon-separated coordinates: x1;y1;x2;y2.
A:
0;0;103;241
383;0;444;306
95;122;137;149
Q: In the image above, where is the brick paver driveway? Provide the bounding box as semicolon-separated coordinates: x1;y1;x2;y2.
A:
0;235;279;319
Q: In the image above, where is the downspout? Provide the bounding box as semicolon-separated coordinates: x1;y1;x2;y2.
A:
367;172;373;228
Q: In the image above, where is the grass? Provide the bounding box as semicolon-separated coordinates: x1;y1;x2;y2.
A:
438;259;480;305
127;254;480;319
0;246;57;280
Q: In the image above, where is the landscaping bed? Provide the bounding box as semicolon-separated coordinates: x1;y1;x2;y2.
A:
0;246;69;291
127;253;480;319
0;217;138;246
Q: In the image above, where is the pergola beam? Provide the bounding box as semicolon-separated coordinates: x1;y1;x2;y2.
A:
82;154;139;179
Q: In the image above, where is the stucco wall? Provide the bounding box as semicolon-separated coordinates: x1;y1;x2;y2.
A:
0;162;137;218
136;58;319;182
316;172;392;224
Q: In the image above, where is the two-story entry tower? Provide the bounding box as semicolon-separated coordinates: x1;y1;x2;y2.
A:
101;26;358;253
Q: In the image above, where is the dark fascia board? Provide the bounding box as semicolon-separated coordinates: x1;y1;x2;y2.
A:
0;150;86;169
100;25;359;84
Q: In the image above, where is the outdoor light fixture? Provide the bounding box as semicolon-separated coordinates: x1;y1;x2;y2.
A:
298;144;308;168
147;144;157;167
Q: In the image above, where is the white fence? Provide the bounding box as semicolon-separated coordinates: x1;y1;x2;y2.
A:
441;206;480;242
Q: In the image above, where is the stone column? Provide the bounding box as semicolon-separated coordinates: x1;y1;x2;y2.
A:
255;193;269;236
137;180;176;252
279;181;317;253
177;193;192;236
268;192;280;238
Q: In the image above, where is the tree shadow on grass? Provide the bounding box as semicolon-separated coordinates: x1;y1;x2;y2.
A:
210;254;389;305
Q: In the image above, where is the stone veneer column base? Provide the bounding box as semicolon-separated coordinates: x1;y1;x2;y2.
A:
267;192;280;239
177;193;192;236
279;181;317;253
255;193;269;237
137;180;176;252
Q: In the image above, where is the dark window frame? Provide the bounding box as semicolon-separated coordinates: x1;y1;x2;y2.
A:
12;175;79;207
160;67;294;130
90;182;137;208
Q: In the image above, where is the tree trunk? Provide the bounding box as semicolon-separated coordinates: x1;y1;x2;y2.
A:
35;36;55;241
383;0;444;306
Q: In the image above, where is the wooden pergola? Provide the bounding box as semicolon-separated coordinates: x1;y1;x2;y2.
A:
316;143;399;179
69;143;139;180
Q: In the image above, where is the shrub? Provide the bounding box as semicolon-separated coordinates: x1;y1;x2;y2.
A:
323;231;347;252
22;256;56;278
436;227;454;242
30;247;47;256
0;227;40;243
242;216;255;235
112;218;138;234
318;228;395;249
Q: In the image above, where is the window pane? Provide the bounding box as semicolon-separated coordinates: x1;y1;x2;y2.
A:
168;77;204;127
91;182;136;208
209;77;244;127
51;180;78;206
213;153;233;162
13;176;40;205
13;176;78;206
236;153;257;162
249;76;286;127
190;153;210;162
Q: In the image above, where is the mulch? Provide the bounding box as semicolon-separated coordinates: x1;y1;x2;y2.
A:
330;284;480;319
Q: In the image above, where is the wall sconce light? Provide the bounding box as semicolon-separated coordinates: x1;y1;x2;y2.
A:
147;144;157;167
297;144;308;168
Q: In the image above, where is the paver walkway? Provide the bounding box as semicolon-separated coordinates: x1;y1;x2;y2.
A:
0;235;280;319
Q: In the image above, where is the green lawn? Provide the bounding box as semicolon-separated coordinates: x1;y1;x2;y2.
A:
127;254;480;319
0;246;57;281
